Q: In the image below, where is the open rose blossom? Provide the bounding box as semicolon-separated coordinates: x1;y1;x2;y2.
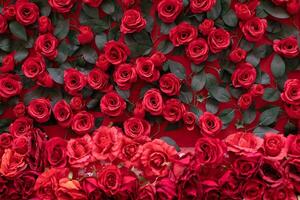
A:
142;89;163;115
169;22;198;46
120;9;146;34
157;0;183;23
100;92;126;116
27;98;51;123
198;112;222;136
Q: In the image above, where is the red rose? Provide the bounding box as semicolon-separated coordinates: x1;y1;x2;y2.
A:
190;0;216;13
0;74;22;99
15;1;39;26
27;98;51;123
53;100;73;127
82;177;106;199
100;92;126;116
0;149;27;178
219;170;241;198
71;111;95;135
136;57;160;82
169;22;198;46
133;102;146;118
150;52;167;66
263;181;297;200
233;154;261;178
83;0;103;7
113;63;137;90
259;159;285;187
273;37;299;58
156;178;177;200
142;89;163;116
286;135;300;158
96;54;110;71
104;40;130;65
225;132;263;154
198;19;215;36
97;165;122;195
77;26;94;45
0;54;14;73
284;103;300;119
48;0;75;13
88;68;112;92
12;136;29;155
183;111;196;131
137;184;156;200
186;38;209;64
56;178;87;200
9;117;33;137
238;93;252;110
163;98;185;122
178;171;202;200
281;79;300;105
64;68;87;96
120;9;146;34
14;171;39;198
67;134;92;168
287;0;300;15
229;48;247;63
231;62;256;88
234;3;253;21
22;54;46;79
0;133;13;149
285;159;300;192
45;137;67;168
157;0;183;23
208;28;230;53
241;17;267;42
38;16;53;33
199;112;222;136
124;117;151;141
242;179;266;200
250;84;264;96
141;139;177;177
2;5;15;20
36;72;54;88
34;34;58;60
0;14;8;33
70;96;85;111
159;73;181;96
92;126;122;161
263;133;287;160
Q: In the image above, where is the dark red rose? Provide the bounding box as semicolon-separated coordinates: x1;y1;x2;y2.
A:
178;170;202;200
38;16;53;33
233;154;261;178
83;0;103;7
150;52;167;66
141;139;177;177
64;68;87;96
104;40;130;65
56;178;87;200
159;73;181;96
163;98;185;122
36;72;54;88
34;34;58;60
70;96;85;111
284;103;300;119
169;22;198;46
100;92;126;116
133;102;146;118
281;79;300;105
242;179;266;200
219;170;241;199
0;149;27;178
96;54;110;71
229;48;247;63
142;89;163;116
156;178;177;200
198;19;215;36
186;38;209;64
22;54;46;79
136;184;156;200
124;117;151;141
250;84;264;96
82;177;107;200
198;112;222;137
97;165;122;195
183;111;196;131
285;158;300;193
157;0;183;23
71;111;95;135
0;74;22;99
113;63;137;90
234;3;253;21
238;93;252;110
263;133;287;160
77;26;94;45
92;126;122;161
27;98;51;123
0;14;8;34
67;134;92;168
9;117;33;137
231;62;256;88
45;137;67;168
15;1;39;26
135;57;160;82
263;181;296;200
259;159;285;187
286;135;300;158
88;68;112;92
0;133;13;149
120;9;146;34
241;17;267;42
48;0;75;13
208;28;230;53
13;102;26;117
14;170;39;198
53;100;73;127
0;54;14;73
190;0;216;13
12;136;29;155
273;36;299;58
2;5;16;20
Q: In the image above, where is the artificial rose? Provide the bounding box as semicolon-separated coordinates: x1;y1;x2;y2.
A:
263;181;297;200
100;92;126;116
177;171;202;200
120;9;146;34
104;40;130;65
96;54;110;71
284;103;300;119
88;68;112;92
263;133;287;160
0;74;22;99
241;17;267;42
219;170;241;199
45;137;68;168
183;111;196;131
229;48;247;63
259;159;285;187
97;165;122;196
0;14;8;33
27;98;51;123
141;139;177;177
190;0;216;13
64;68;87;96
77;26;94;44
53;100;73;128
163;98;185;122
83;0;103;7
56;178;87;200
0;133;13;149
0;149;27;178
186;38;209;64
135;57;160;82
156;178;177;200
14;170;39;198
12;136;29;155
238;93;252;110
250;84;264;96
233;154;262;178
34;34;58;60
286;134;300;158
242;179;266;200
36;72;54;88
157;0;183;23
273;36;299;58
285;159;300;192
287;0;300;15
231;62;256;88
150;52;167;66
82;177;106;199
198;19;215;36
198;112;222;137
48;0;75;13
159;73;181;96
70;96;85;111
234;3;253;21
142;89;163;115
22;54;46;79
169;22;198;46
2;5;15;20
67;134;92;168
136;184;156;200
0;54;14;73
38;16;53;33
123;117;151;141
9;117;33;137
133;102;145;118
113;63;137;90
208;28;230;53
71;111;95;135
15;1;39;26
281;79;300;105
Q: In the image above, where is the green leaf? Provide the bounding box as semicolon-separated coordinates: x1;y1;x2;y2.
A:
0;38;10;52
160;136;180;152
191;71;206;91
205;98;219;114
14;49;28;63
254;126;279;137
191;63;204;73
261;0;290;19
47;68;64;84
115;86;130;100
95;33;107;50
160;22;176;35
168;60;186;79
259;107;280;126
54;19;70;40
207;0;222;20
246;52;260;67
145;15;154;33
219;108;235;125
208;86;231;103
240;38;254;51
101;0;115;15
262;88;280;102
9;21;27;41
179;85;193;104
242;108;256;124
260;72;270;85
82;46;98;64
271;54;285;78
95;117;104;127
222;9;237;27
157;40;174;54
55;40;69;64
190;105;203;118
253;45;273;58
82;4;99;18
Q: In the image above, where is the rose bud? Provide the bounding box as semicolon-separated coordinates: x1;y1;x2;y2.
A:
199;112;222;137
0;14;8;34
198;19;215;36
96;54;110;71
2;5;16;20
0;54;15;73
183;111;196;131
229;48;247;63
15;1;39;26
104;40;130;65
27;98;51;123
231;62;256;88
136;57;160;82
163;98;186;122
208;28;230;53
273;36;299;58
150;52;166;67
70;96;85;111
100;92;126;117
186;38;209;64
142;89;163;116
77;26;94;45
169;22;198;46
238;93;252;110
120;9;146;34
13;103;26;117
157;0;183;23
159;73;181;96
250;84;264;96
0;74;23;99
38;16;53;33
281;79;300;105
34;34;58;60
